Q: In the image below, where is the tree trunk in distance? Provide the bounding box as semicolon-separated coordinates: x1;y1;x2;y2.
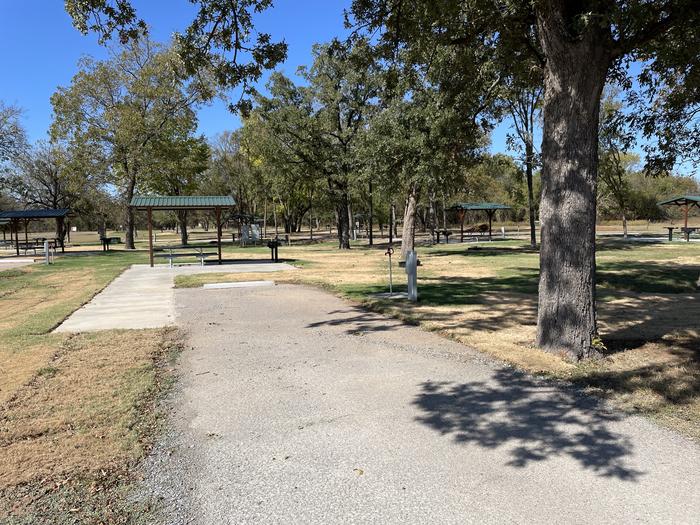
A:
178;210;188;245
525;141;537;247
401;184;419;260
536;11;610;360
336;192;351;249
622;213;628;239
124;173;137;249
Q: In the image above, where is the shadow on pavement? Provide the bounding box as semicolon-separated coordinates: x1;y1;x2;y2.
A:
412;369;644;481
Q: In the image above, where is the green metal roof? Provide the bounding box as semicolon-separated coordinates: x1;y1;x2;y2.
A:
130;195;236;210
657;195;700;207
0;208;71;219
451;202;512;211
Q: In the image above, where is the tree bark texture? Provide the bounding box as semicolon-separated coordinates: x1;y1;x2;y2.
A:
401;184;419;260
336;192;351;249
525;141;537;247
178;210;188;245
124;173;137;250
536;7;611;359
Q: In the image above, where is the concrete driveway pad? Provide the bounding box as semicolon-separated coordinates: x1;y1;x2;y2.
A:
140;284;700;524
54;262;294;332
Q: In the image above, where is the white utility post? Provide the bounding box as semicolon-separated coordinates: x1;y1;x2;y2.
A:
44;240;54;265
405;250;418;302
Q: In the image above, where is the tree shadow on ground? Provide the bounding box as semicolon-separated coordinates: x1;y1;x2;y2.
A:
413;369;643;481
306;307;412;335
597;261;700;294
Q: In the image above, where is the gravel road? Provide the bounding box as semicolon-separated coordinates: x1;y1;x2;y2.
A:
140;284;699;524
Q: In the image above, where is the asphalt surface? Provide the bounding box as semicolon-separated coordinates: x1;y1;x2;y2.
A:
140;284;700;524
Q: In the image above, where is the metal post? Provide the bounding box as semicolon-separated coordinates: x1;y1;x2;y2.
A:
14;219;19;256
368;180;374;246
216;207;222;264
147;207;154;267
385;245;394;294
488;211;493;241
44;240;50;265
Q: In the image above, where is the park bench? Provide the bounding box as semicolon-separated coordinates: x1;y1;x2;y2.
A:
154;245;217;268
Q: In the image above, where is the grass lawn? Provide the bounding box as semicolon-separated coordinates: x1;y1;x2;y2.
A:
0;251;181;523
177;237;700;439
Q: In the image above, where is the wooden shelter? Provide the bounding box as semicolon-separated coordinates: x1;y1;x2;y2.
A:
129;196;236;267
658;195;700;229
0;208;72;256
450;202;511;241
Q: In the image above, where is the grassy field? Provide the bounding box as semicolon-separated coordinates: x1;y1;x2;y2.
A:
0;251;181;523
177;238;700;439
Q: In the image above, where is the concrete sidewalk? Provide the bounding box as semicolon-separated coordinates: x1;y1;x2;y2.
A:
54;262;294;332
140;284;700;524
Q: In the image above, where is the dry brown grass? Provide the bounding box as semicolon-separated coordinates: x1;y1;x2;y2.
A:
0;328;181;521
0;251;175;522
0;268;107;406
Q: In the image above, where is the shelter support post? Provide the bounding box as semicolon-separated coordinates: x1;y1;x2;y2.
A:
14;219;19;256
458;210;465;242
368;180;373;246
487;211;494;241
216;207;222;264
147;207;154;267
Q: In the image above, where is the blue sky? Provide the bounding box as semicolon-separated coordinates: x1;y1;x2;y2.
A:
0;0;513;154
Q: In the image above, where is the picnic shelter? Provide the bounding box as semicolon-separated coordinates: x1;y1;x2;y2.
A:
658;195;700;238
0;208;72;256
450;202;512;241
130;195;236;267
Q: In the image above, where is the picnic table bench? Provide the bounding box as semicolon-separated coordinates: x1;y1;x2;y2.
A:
17;238;60;255
435;229;452;244
666;226;698;241
154;245;217;267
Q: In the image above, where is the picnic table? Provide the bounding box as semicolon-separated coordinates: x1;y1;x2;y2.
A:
665;226;698;242
154;245;217;268
17;238;60;255
435;229;452;244
681;227;698;242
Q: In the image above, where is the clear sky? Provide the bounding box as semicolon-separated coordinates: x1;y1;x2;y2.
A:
0;0;514;154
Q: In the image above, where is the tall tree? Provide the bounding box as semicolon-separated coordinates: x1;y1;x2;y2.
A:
145;134;210;244
251;40;381;248
504;82;542;247
0;101;28;166
65;0;286;113
4;142;97;243
351;0;700;359
50;38;206;249
599;91;636;239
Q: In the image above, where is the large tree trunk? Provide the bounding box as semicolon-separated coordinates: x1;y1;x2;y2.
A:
401;183;419;259
124;173;137;250
525;141;537;247
336;192;351;249
536;9;611;360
